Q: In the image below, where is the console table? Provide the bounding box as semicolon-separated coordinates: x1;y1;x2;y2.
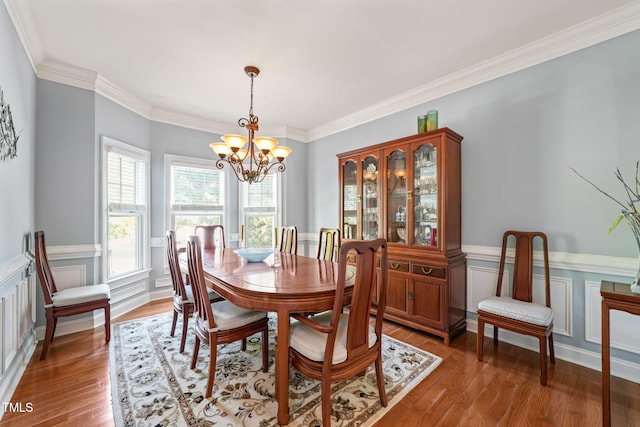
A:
600;280;640;427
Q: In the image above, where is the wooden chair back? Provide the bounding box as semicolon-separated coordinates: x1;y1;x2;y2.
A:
337;239;387;357
34;230;57;305
316;228;341;261
166;230;188;302
279;225;298;254
496;230;550;306
195;225;226;249
186;235;215;329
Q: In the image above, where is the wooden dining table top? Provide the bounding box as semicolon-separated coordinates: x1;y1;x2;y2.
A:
196;248;350;312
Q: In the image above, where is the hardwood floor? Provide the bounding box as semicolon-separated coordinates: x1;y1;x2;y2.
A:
1;299;638;426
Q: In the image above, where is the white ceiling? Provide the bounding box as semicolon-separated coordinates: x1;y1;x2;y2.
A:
5;0;640;140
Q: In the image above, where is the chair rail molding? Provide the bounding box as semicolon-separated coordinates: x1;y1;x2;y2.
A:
0;253;32;289
46;244;102;261
463;244;637;278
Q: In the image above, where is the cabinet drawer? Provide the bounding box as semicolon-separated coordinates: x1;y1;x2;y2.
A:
412;263;445;279
388;260;410;273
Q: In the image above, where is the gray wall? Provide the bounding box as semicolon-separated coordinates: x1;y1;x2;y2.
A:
0;1;36;263
308;30;640;257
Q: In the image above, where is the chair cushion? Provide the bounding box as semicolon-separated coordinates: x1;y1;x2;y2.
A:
478;296;553;326
289;311;377;364
207;300;267;331
51;284;110;307
177;285;221;304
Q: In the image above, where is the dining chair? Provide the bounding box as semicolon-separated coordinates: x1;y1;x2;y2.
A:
316;228;341;262
278;225;297;254
166;230;222;353
289;238;388;427
186;234;269;398
477;230;555;385
195;224;226;249
33;230;111;360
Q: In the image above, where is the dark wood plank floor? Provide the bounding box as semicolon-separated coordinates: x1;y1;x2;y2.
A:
1;299;638;426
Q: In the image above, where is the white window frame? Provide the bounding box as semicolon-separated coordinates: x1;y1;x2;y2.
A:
164;154;229;246
238;172;282;248
101;136;150;284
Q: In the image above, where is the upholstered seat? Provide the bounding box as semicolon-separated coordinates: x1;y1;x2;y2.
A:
290;311;377;364
478;296;553;326
50;284;111;307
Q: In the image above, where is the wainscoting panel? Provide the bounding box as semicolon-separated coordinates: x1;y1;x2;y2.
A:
51;265;86;290
585;280;640;354
2;288;17;372
468;265;572;337
467;266;507;313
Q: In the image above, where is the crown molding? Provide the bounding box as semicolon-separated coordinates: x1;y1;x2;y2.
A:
3;0;43;70
7;0;640;143
149;108;236;135
36;58;98;91
95;75;153;118
307;1;640;141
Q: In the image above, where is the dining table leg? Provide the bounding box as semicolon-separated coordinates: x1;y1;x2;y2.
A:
276;309;290;425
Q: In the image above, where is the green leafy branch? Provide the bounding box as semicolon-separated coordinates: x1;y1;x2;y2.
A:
570;160;640;235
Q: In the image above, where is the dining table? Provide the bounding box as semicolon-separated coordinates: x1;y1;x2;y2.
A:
185;248;351;426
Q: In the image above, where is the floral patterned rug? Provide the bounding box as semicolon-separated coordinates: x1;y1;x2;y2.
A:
110;312;441;427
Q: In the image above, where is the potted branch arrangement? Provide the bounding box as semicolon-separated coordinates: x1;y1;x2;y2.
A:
572;161;640;293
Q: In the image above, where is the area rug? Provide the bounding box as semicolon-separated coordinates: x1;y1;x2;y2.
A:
110;312;441;427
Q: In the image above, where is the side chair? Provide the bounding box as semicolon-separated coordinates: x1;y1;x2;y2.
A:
186;235;269;398
278;225;298;254
166;230;223;353
316;227;341;262
34;230;111;360
289;238;389;427
477;230;555;385
195;224;226;249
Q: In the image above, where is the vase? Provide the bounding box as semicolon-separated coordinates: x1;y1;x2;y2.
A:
624;212;640;293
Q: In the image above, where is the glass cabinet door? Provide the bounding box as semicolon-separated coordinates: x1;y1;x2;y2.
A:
361;155;379;239
413;143;438;247
386;149;407;244
341;160;358;239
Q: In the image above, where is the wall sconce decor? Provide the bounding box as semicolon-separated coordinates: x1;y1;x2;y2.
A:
0;86;20;162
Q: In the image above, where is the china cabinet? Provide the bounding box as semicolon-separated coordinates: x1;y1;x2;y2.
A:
338;128;466;344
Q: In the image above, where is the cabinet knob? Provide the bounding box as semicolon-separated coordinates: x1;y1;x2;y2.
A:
390;262;400;269
421;267;433;275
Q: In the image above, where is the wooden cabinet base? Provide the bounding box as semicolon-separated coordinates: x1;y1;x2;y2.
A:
372;308;466;345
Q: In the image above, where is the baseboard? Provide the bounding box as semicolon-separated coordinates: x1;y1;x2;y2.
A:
468;318;640;383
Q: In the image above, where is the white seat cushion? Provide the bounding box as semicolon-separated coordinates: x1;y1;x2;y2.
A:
289;311;377;364
177;285;221;304
51;284;110;307
205;300;267;331
478;296;553;326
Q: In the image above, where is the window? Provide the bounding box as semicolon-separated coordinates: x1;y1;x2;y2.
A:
102;137;149;281
240;173;280;248
165;155;226;247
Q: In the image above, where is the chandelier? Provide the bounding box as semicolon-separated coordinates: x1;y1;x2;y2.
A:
210;66;292;184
